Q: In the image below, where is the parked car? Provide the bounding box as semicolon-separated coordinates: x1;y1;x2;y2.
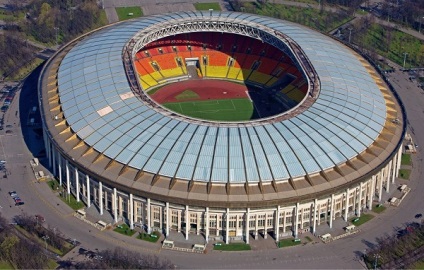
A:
9;191;17;197
15;201;24;206
415;213;423;219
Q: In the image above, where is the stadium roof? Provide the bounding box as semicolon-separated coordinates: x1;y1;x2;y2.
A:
57;11;387;183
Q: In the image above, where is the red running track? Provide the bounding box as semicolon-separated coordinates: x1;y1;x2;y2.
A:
150;79;249;104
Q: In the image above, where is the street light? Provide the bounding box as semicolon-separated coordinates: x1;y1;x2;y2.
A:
373;254;380;270
403;52;408;69
348;28;353;43
54;27;59;47
42;235;49;253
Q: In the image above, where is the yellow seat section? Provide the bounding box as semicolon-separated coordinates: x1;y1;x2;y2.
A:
248;71;272;84
286;88;305;102
160;68;184;78
281;84;295;94
140;75;158;89
150;71;163;80
227;67;241;79
237;69;251;81
266;77;278;87
206;66;228;78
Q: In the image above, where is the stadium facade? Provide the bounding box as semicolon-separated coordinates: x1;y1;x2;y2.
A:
39;12;405;243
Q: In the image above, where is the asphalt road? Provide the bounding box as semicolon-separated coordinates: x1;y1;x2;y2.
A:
0;64;423;269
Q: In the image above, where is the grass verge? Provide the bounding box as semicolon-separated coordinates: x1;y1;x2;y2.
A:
0;260;14;269
113;223;136;236
372;205;386;214
399;169;411;180
213;242;251;251
194;2;222;11
351;214;374;226
401;154;412;166
115;6;143;21
59;193;85;210
305;236;313;242
278;238;301;248
137;231;160;243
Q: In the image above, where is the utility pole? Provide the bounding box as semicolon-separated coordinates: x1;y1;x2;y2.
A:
403;52;408;69
348;28;353;43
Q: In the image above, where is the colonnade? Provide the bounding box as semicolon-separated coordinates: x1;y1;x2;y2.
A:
44;138;402;243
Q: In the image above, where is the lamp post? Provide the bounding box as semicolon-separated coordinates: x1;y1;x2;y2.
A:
348;28;353;43
42;235;49;253
403;52;408;69
54;27;59;47
373;254;380;270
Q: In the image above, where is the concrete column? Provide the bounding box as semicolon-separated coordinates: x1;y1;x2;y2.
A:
52;145;56;175
369;176;375;210
245;208;250;244
113;188;118;222
226;208;230;244
65;160;70;194
344;190;349;221
196;213;200;235
294;203;299;237
396;147;402;177
147;198;151;233
386;161;392;192
313;199;318;233
255;214;258;240
283;211;286;232
58;155;62;186
185;205;189;240
129;194;134;230
275;206;280;242
177;210;181;233
263;213;268;239
47;140;52;169
329;195;334;228
358;183;363;217
118;196;123;217
159;207;163;230
86;175;90;207
99;182;103;215
378;171;383;201
165;202;170;237
205;207;209;243
75;168;79;202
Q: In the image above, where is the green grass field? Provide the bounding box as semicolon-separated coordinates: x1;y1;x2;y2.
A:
351;214;374;226
163;98;254;121
399;169;411;180
194;2;222;11
115;6;143;21
213;243;251;251
401;153;412;166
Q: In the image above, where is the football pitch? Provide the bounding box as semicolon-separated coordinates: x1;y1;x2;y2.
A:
163;98;254;121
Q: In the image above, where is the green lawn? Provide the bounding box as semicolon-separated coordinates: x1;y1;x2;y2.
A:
305;236;313;242
236;2;353;32
175;90;200;100
213;243;251;251
163;98;254;121
0;260;14;269
47;179;63;191
372;204;386;214
114;223;136;236
59;193;85;210
194;2;222;11
278;238;302;248
411;260;424;269
137;231;160;243
359;23;423;68
399;169;411;180
351;214;374;226
401;153;412;166
115;6;143;21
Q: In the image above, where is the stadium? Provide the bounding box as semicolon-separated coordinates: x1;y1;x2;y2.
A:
38;11;405;244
